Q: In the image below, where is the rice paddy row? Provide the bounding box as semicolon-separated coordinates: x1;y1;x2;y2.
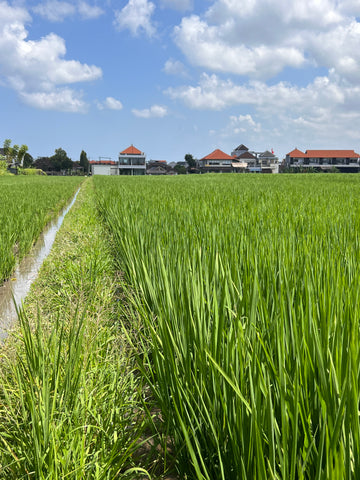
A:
0;176;83;283
0;179;161;479
94;173;360;479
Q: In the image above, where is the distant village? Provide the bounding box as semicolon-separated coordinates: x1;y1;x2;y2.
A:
2;141;360;175
91;144;360;176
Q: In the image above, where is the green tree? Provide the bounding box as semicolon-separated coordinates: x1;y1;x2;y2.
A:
17;144;28;165
34;157;54;172
3;139;11;162
79;150;89;173
3;139;28;165
184;153;196;169
174;164;187;175
51;148;73;172
23;152;34;168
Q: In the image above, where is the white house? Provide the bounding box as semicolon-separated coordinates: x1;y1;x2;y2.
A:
90;145;147;175
118;145;146;176
90;160;118;175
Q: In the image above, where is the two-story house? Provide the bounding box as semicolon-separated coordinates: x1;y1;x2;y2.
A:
198;149;236;173
285;149;360;172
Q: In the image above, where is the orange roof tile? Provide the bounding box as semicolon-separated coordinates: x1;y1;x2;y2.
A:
90;160;117;165
287;148;306;157
305;149;360;158
202;149;234;160
288;148;360;159
120;145;142;155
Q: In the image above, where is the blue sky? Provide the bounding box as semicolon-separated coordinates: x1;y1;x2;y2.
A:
1;0;360;163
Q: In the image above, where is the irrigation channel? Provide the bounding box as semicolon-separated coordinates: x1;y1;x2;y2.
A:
0;187;81;342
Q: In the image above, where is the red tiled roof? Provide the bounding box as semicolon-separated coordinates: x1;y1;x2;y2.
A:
202;149;235;160
288;148;360;158
120;145;142;155
306;149;360;158
89;160;117;165
287;148;306;157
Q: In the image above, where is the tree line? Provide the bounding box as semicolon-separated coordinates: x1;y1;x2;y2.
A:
1;139;90;174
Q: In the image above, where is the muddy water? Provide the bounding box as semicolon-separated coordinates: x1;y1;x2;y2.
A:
0;188;80;341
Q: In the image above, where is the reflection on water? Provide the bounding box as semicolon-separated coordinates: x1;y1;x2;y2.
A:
0;188;80;342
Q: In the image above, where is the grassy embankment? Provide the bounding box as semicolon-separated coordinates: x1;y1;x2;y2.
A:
94;173;360;479
0;179;167;479
0;176;83;283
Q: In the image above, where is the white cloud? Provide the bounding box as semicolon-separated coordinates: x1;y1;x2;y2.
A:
160;0;192;11
166;71;360;149
114;0;156;37
132;104;168;118
163;58;188;77
337;0;360;16
174;15;305;79
226;114;261;135
20;88;87;112
32;1;76;22
97;96;123;110
165;72;353;113
0;2;102;112
206;0;342;29
32;1;104;22
78;1;104;19
310;21;360;83
0;1;30;24
173;0;360;82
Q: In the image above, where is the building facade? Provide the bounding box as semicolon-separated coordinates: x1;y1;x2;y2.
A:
90;145;146;175
285;149;360;172
89;160;118;175
198;149;235;173
118;145;146;175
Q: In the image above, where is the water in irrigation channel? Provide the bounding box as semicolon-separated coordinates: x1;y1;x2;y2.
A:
0;188;80;342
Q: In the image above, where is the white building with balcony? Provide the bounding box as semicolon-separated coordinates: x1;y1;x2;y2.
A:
119;145;146;175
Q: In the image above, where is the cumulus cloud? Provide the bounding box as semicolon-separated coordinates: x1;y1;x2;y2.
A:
20;88;88;112
165;72;353;113
166;71;360;148
173;0;360;83
132;104;168;118
0;1;102;112
97;97;124;110
167;0;360;150
114;0;156;37
174;15;305;79
310;21;360;83
226;114;261;135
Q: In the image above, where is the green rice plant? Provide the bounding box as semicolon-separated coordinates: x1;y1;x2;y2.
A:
0;180;152;479
0;307;146;480
0;176;83;283
95;174;360;479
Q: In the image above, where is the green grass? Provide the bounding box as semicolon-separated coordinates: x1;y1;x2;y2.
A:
0;176;83;283
94;173;360;479
0;180;157;479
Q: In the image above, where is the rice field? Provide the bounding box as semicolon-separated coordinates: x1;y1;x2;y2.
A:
94;173;360;479
0;176;83;282
1;174;360;479
0;181;149;479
